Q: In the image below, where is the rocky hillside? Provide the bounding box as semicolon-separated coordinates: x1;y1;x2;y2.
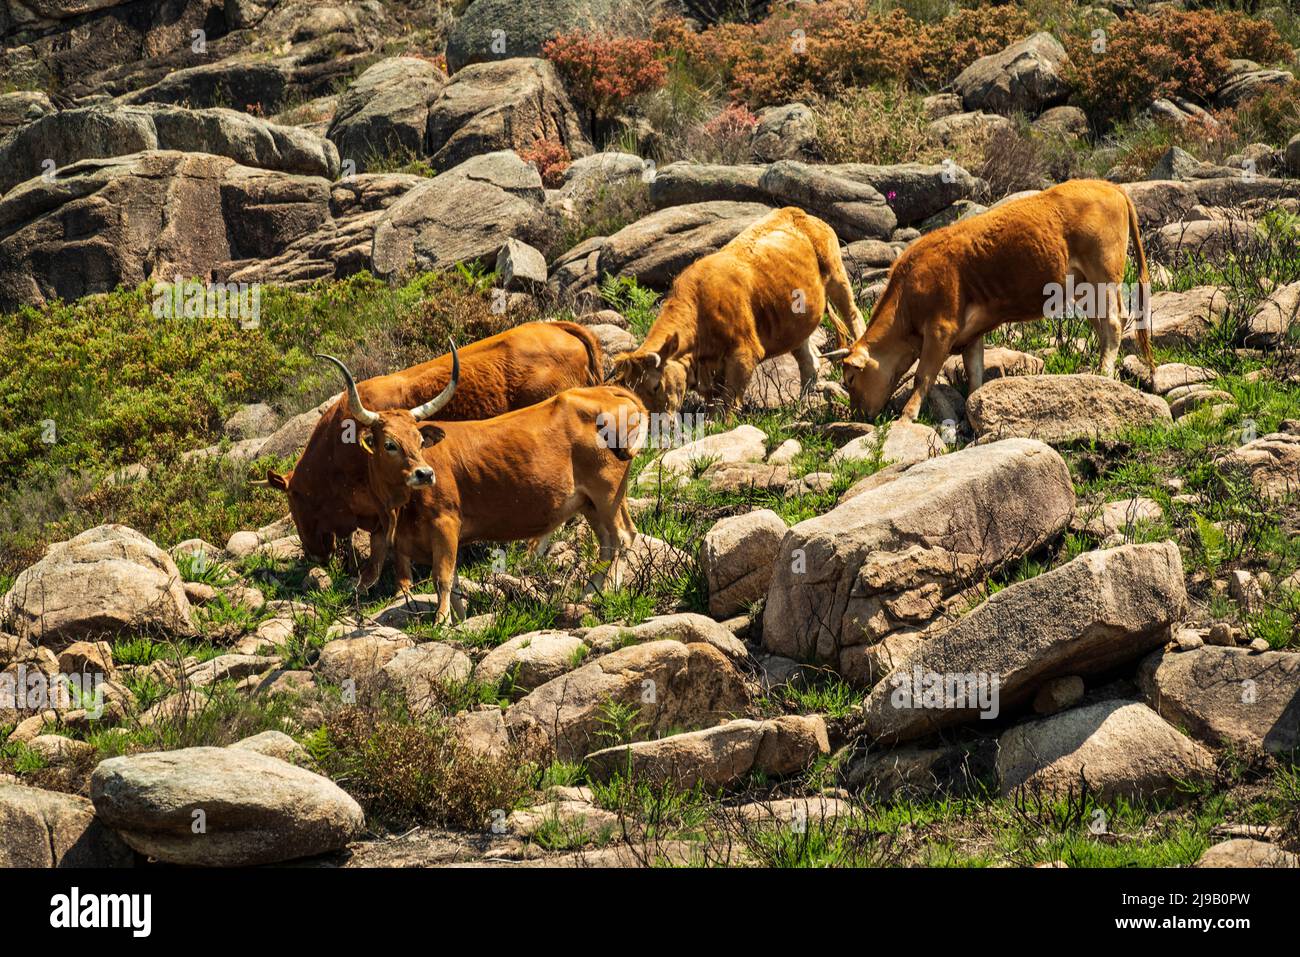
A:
1;0;1299;869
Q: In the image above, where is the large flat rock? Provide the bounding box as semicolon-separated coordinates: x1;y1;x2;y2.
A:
763;439;1075;681
967;374;1172;444
91;746;364;866
857;542;1188;744
1139;645;1300;755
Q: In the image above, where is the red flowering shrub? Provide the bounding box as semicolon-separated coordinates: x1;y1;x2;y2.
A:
542;31;668;122
517;139;572;188
652;2;1034;107
702;102;759;140
690;103;761;163
1068;9;1292;127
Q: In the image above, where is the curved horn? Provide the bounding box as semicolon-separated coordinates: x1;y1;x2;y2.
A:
410;339;459;420
315;354;379;426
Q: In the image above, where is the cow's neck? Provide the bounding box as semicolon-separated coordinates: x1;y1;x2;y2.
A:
863;285;903;347
643;300;696;359
367;466;412;517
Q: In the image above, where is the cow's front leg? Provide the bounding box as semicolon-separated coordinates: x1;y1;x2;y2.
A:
721;350;758;415
793;337;818;402
900;332;954;423
394;550;414;595
431;518;460;624
962;338;985;394
357;529;388;592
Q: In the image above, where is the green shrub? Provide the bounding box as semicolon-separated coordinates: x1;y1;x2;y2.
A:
317;705;540;830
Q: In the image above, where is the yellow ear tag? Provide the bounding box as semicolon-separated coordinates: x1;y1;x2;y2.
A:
359;433;375;455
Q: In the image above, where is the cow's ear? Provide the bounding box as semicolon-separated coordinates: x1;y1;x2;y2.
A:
266;470;290;491
418;423;446;448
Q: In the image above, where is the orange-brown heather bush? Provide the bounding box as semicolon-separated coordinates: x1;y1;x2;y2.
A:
912;5;1038;89
1068;8;1292;128
652;2;1034;107
518;138;573;188
543;31;668;122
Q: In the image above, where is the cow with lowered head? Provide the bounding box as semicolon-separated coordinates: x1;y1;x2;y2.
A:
609;207;865;414
318;354;647;621
267;321;602;559
835;179;1153;422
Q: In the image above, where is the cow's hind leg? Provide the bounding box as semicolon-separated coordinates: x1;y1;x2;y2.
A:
793;336;819;402
819;231;867;339
1080;269;1123;378
451;569;468;619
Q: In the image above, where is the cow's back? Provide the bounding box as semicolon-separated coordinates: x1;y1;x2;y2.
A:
356;321;598;419
683;208;826;357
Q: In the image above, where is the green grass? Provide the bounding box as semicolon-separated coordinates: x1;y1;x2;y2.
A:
0;269;530;576
764;672;865;720
598;273;661;339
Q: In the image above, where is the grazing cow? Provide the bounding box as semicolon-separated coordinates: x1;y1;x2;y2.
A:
266;321;602;559
318;356;646;622
836;179;1153;422
609;207;865;414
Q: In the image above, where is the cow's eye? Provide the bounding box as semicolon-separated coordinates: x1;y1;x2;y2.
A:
385;440;398;452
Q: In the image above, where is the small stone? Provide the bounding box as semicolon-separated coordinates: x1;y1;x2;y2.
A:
1229;570;1263;613
766;438;802;465
304;567;333;591
1032;675;1085;715
1207;622;1238;647
184;581;218;605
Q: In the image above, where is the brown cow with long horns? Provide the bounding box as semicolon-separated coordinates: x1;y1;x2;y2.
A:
266;321;602;560
317;355;647;621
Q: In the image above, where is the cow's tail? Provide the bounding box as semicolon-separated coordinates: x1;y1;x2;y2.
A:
1126;192;1155;371
825;301;854;351
553;320;605;386
804;210;866;345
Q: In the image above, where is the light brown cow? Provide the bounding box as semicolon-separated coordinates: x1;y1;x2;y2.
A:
837;179;1153;422
318;356;647;622
266;321;602;559
610;206;865;414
